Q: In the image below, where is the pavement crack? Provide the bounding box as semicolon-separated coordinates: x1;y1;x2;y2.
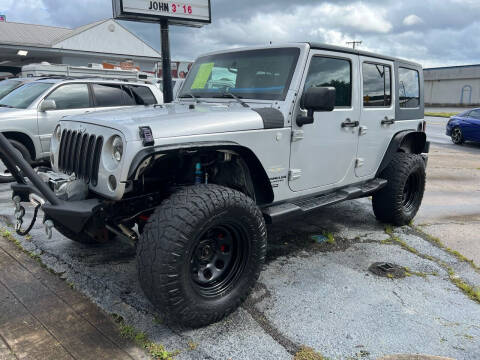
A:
392;290;407;307
242;299;300;355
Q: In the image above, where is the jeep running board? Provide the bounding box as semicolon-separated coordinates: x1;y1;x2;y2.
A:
262;178;387;224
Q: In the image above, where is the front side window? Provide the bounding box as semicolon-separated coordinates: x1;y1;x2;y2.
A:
469;109;480;120
93;84;130;107
399;68;420;108
304;56;352;107
45;84;90;110
363;63;391;107
180;48;300;101
0;80;22;99
0;82;53;109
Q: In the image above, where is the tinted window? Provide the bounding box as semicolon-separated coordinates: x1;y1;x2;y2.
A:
399;68;420;108
127;85;157;105
45;84;90;110
363;63;391;107
469;109;480;120
0;82;53;109
0;80;22;99
180;48;300;101
304;57;351;107
93;84;130;107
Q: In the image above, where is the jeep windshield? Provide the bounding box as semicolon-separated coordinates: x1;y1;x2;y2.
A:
0;82;53;109
179;47;300;101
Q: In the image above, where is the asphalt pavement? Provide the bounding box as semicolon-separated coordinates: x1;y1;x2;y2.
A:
0;115;478;359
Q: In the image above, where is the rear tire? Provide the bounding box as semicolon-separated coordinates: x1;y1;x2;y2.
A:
451;126;464;145
0;139;32;184
137;185;267;328
372;153;426;226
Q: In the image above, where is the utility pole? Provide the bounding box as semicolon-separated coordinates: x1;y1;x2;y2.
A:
346;41;362;50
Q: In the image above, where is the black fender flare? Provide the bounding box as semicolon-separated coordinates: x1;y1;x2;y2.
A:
376;130;429;176
127;142;274;205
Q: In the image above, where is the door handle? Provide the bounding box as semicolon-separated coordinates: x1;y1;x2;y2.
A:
341;118;359;128
381;117;395;125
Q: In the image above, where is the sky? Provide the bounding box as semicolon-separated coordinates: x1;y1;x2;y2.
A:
1;0;480;68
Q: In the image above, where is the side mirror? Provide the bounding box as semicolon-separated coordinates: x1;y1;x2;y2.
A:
40;99;57;112
297;87;336;127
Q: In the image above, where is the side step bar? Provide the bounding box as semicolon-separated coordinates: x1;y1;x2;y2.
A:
262;178;387;224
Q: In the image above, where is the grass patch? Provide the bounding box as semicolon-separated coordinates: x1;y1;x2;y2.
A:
113;315;178;360
323;231;335;245
447;267;480;304
1;227;46;267
294;346;327;360
424;112;458;118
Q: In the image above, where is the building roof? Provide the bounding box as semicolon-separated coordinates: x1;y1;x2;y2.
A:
0;21;71;46
424;64;480;71
0;19;161;58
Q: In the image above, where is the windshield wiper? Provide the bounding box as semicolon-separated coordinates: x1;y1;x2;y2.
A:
179;92;202;104
214;91;249;108
0;104;14;108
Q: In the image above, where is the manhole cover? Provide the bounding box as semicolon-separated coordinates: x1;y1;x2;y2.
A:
368;262;406;279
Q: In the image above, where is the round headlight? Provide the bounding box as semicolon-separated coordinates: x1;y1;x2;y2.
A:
54;125;62;141
112;136;123;162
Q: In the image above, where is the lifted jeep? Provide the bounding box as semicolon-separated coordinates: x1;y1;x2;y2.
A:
0;42;429;328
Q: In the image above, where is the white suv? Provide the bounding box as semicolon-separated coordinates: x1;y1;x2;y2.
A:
0;78;163;182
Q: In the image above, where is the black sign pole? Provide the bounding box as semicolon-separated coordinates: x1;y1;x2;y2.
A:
160;19;173;103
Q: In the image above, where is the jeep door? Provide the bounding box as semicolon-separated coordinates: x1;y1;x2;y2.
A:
289;51;360;191
355;57;395;177
37;83;94;153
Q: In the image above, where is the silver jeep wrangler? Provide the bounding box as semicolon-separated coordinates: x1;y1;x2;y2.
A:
0;43;429;328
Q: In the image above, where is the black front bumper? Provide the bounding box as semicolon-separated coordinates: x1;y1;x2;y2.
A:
0;132;100;235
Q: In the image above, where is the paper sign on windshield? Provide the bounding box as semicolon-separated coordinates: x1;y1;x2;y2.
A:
191;63;214;89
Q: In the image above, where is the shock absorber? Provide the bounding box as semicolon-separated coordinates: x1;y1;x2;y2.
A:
194;162;202;185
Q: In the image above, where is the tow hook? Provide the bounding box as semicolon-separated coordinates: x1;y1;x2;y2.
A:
13;195;25;232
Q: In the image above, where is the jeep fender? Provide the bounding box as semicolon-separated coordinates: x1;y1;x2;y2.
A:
376;130;429;176
128;141;274;205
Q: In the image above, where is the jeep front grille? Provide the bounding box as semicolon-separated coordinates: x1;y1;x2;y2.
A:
58;130;103;186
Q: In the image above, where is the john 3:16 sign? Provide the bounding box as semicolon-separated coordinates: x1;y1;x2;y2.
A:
112;0;211;26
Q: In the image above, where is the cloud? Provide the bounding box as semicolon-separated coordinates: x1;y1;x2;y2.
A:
403;14;423;26
1;0;480;67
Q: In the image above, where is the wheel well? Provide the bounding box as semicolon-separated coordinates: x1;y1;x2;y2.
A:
129;145;274;205
2;132;36;160
377;130;427;176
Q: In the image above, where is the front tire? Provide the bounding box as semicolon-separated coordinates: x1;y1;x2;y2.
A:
137;185;267;328
372;153;426;226
451;127;464;145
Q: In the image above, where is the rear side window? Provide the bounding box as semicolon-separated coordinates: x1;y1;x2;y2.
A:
362;63;391;107
93;84;131;107
45;84;90;110
304;57;352;107
127;85;157;105
398;68;420;108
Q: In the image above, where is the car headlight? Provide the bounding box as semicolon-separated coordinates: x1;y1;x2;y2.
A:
112;136;123;163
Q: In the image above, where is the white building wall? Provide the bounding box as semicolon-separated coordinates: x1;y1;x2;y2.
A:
53;19;161;59
425;79;480;106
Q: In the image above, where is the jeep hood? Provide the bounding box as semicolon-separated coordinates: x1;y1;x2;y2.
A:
60;103;283;141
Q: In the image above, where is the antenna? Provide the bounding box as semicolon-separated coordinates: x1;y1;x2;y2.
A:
346;41;362;50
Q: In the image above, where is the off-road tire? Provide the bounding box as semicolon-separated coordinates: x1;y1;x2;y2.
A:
0;140;32;184
137;185;267;328
451;126;464;145
372;153;426;226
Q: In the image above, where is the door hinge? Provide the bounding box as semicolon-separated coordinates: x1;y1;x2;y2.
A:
289;169;302;181
291;130;304;142
355;158;365;168
359;126;368;136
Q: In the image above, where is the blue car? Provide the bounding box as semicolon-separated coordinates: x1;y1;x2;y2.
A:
446;108;480;144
